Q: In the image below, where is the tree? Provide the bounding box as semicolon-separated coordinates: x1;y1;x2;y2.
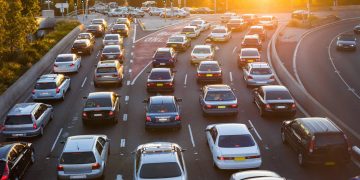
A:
0;0;9;62
21;0;40;37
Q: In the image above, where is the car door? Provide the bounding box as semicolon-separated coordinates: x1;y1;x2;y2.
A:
209;127;218;159
8;148;22;178
98;137;108;162
40;104;51;126
243;64;250;80
95;140;105;167
134;149;141;178
14;144;31;174
288;121;303;151
254;88;263;108
199;88;206;106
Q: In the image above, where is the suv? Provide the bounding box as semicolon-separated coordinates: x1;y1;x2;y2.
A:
32;74;71;101
152;48;177;67
166;35;191;52
238;48;261;67
2;103;53;138
94;60;124;87
133;142;187;180
71;39;94;55
57;135;110;179
181;26;200;38
281;117;351;166
243;62;275;87
258;15;278;29
241;35;262;51
103;34;123;47
100;45;125;63
91;18;108;30
207;26;232;42
248;26;267;41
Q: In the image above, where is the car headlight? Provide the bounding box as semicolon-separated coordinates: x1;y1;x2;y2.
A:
350;44;355;47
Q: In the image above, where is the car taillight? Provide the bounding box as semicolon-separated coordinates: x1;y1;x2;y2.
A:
214;73;221;77
344;134;351;152
0;125;5;131
197;73;202;77
96;75;102;78
245;155;261;159
33;123;37;129
1;163;9;180
205;104;213;109
165;82;173;86
247;75;253;80
291;103;296;109
69;63;75;67
147;83;155;87
265;104;271;109
231;104;238;108
146;116;151;122
175;115;180;121
108;111;114;116
217;156;234;160
92;163;101;170
240;58;245;62
270;75;275;80
57;165;64;171
82;112;87;117
32;89;35;94
56;88;60;93
309;136;315;153
192;55;196;59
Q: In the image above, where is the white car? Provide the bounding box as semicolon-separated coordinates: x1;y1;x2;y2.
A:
108;8;126;17
160;9;187;18
53;54;81;73
243;62;275;87
230;170;284;180
191;45;215;64
181;26;200;38
149;8;162;16
258;15;278;29
205;123;262;170
207;26;232;42
189;19;210;32
103;34;123;47
221;12;237;23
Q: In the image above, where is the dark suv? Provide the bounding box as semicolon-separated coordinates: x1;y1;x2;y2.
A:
281;117;351;166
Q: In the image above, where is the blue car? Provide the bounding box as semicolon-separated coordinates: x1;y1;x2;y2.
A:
152;47;177;68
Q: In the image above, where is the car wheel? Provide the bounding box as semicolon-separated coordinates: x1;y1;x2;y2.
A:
94;82;98;88
281;131;287;144
202;111;208;117
61;93;65;101
82;120;89;126
298;153;306;166
212;160;219;169
14;176;19;180
30;151;35;164
39;126;44;137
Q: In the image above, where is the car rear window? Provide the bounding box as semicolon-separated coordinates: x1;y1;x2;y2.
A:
168;37;184;43
260;17;272;21
60;152;96;164
55;56;73;62
149;71;171;80
265;90;292;100
205;91;236;101
104;35;119;40
140;162;182;179
212;29;226;33
241;50;259;56
103;47;120;53
113;24;126;29
116;19;127;24
5;115;33;125
249;28;262;34
96;67;117;73
73;42;87;48
149;103;176;113
244;38;259;44
182;28;194;33
199;64;220;71
85;98;112;108
154;51;171;59
339;35;355;41
193;48;211;54
218;134;255;148
315;133;346;147
250;68;272;75
35;82;57;89
190;21;202;26
87;26;99;30
78;34;90;39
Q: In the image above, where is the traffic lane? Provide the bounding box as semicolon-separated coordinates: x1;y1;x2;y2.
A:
296;20;360;142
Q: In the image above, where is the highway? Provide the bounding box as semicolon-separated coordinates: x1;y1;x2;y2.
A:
5;14;358;180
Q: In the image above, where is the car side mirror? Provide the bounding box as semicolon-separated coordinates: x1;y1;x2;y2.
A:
205;129;210;132
176;98;182;102
253;88;258;93
106;138;111;142
60;140;66;144
82;96;88;99
143;99;149;103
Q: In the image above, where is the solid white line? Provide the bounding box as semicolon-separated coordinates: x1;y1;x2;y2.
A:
126;80;131;86
131;52;134;56
184;74;187;86
24;95;32;103
248;120;262;141
232;46;237;54
125;96;129;102
229;72;233;82
123;114;128;121
120;139;126;147
116;175;124;180
131;61;152;85
134;18;137;24
129;69;132;73
133;24;137;44
81;77;87;88
50;128;63;152
130;59;133;63
188;124;196;147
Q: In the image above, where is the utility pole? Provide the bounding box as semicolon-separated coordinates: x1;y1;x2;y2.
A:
47;0;51;10
81;0;84;21
214;0;217;14
307;0;311;19
164;0;167;22
225;0;228;12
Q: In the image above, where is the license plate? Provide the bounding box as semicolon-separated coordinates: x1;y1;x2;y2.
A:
160;63;166;65
247;59;254;62
234;157;245;161
41;92;50;96
276;106;286;109
157;83;163;87
325;162;335;166
109;55;115;58
70;175;86;179
78;51;82;53
171;44;177;47
94;114;102;117
158;118;168;122
218;106;226;109
206;74;213;77
12;134;25;137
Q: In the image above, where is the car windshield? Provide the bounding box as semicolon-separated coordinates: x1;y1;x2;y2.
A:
229;20;241;23
193;48;211;54
315;133;346;147
250;68;272;75
140;162;182;179
212;29;226;33
55;56;73;62
103;47;120;53
149;103;176;113
104;36;119;40
190;21;202;26
73;42;87;48
5;115;33;125
168;37;184;43
35;82;57;89
241;50;259;56
149;71;171;80
265;90;292;100
242;15;253;19
96;67;117;73
85;97;112;108
260;17;272;21
60;152;96;164
205;91;236;101
339;35;355;41
78;34;90;39
218;134;255;148
113;24;126;29
199;64;220;71
182;28;194;33
155;51;171;59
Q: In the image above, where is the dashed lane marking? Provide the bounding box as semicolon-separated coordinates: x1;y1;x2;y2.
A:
127;80;131;86
248;120;262;141
229;72;233;83
120;139;126;147
184;74;188;87
232;46;237;54
50;128;63;153
123;114;128;121
125;96;129;102
188;124;196;147
81;77;87;88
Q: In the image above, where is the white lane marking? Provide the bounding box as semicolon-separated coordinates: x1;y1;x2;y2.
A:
132;45;135;48
133;24;137;43
184;74;188;86
232;46;237;54
229;72;233;83
123;114;128;121
126;80;131;86
81;77;87;88
134;18;137;24
50;128;63;152
131;52;134;57
125;96;129;102
96;51;100;57
25;95;32;102
129;69;132;73
130;59;133;63
116;175;124;180
120;139;126;147
248;120;262;141
131;61;152;85
188;124;196;147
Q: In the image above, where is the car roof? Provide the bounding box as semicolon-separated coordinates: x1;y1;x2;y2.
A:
250;25;264;29
104;34;120;37
97;60;118;67
297;117;341;134
194;45;211;49
249;62;270;68
151;68;171;73
205;84;231;91
8;103;39;116
78;33;92;36
74;39;90;43
88;24;101;27
92;18;105;21
261;15;274;18
104;45;121;49
262;85;289;92
170;34;186;38
213;26;227;30
37;74;61;83
88;92;112;99
64;135;101;152
184;26;196;29
57;54;75;58
150;96;175;104
215;123;250;135
157;47;171;52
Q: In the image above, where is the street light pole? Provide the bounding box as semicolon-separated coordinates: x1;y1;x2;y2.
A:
225;0;228;12
214;0;217;14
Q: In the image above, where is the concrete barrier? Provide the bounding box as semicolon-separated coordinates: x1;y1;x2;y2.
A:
0;24;84;122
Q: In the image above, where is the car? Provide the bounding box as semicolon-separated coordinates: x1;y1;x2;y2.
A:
130;9;145;17
103;34;123;47
86;24;105;37
258;15;278;29
230;170;283;180
71;39;94;55
221;12;237;23
160;9;187;18
227;18;247;31
197;61;222;83
53;54;81;73
243;62;275;87
166;35;191;52
57;135;110;179
146;68;175;92
32;74;71;101
195;7;214;14
94;60;124;87
241;35;262;51
189;19;210;32
241;14;258;25
140;6;150;12
100;45;125;63
0;142;35;180
133;142;187;180
354;24;360;34
291;10;310;20
91;18;108;30
248;25;267;41
200;84;238;116
181;26;200;38
238;48;261;68
81;92;120;125
207;26;232;42
1;103;53;138
205;123;261;169
108;8;125;17
115;18;131;28
281;117;351;166
152;48;177;67
149;8;162;16
191;45;215;64
111;24;129;37
336;34;357;51
143;96;182;129
253;85;296;117
76;32;95;45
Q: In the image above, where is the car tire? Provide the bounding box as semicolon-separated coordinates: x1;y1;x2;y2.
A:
94;82;99;88
212;160;219;169
30;151;35;164
61;93;65;101
82;120;89;126
281;131;287;144
202;111;208;117
113;117;118;124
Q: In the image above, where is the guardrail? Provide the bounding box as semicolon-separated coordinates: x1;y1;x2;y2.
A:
0;25;84;123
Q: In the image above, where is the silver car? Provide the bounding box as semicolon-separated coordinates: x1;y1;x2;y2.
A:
32;74;71;101
134;142;187;180
94;60;124;87
57;135;110;179
53;54;81;73
200;84;238;116
243;62;275;87
191;45;215;64
103;34;123;47
1;103;53;138
208;26;232;42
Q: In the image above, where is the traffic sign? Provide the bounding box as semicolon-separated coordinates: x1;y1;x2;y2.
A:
55;3;69;8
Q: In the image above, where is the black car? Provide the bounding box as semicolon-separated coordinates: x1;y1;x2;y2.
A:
111;24;129;37
147;68;175;92
166;35;191;52
241;35;262;51
336;34;357;51
71;39;94;55
0;142;34;179
152;48;177;68
227;19;247;31
197;61;222;83
76;33;96;45
143;96;182;129
248;25;267;41
82;92;120;125
281;117;351;166
86;24;105;37
354;24;360;34
253;85;296;117
101;45;125;63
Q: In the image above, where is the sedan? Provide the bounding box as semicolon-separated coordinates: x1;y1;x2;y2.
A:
86;24;105;37
166;35;191;52
230;170;283;180
191;45;215;64
152;48;177;68
71;39;94;56
53;54;81;73
248;25;266;41
206;123;262;170
76;33;95;45
354;24;360;34
336;34;357;51
103;34;123;47
207;26;232;42
197;61;222;83
147;68;175;92
238;48;261;68
227;19;246;31
100;45;125;63
111;24;129;37
241;35;262;51
143;96;182;129
243;62;275;87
